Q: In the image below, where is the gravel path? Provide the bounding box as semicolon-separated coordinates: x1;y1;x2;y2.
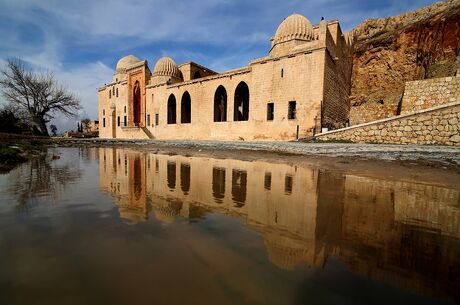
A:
56;138;460;165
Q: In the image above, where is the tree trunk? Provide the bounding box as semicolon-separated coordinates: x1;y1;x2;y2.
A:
33;116;49;137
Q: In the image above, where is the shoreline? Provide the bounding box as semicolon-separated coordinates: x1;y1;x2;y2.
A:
52;138;460;189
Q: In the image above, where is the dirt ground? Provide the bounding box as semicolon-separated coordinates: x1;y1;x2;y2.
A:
53;138;460;189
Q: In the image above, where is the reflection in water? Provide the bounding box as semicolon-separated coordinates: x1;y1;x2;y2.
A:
284;174;293;194
6;149;81;211
231;169;247;207
98;148;460;303
180;163;190;195
212;167;226;203
167;161;176;190
264;172;271;190
133;156;142;200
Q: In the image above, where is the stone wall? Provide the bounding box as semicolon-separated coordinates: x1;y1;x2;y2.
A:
322;21;353;130
315;102;460;146
401;76;460;114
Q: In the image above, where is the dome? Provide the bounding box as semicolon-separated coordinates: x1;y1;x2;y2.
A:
152;200;182;224
273;14;314;45
153;57;182;78
116;55;141;72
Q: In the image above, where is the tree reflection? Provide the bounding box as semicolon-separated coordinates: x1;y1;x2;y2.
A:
6;151;81;212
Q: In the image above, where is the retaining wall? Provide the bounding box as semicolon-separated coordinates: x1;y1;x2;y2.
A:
315;102;460;146
401;76;460;114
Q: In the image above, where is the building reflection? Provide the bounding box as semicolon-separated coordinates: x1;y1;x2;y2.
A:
99;147;460;302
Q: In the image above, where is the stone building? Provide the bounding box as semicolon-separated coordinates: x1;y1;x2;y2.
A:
98;14;352;140
82;120;99;133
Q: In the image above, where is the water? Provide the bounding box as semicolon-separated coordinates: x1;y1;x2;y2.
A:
0;147;459;305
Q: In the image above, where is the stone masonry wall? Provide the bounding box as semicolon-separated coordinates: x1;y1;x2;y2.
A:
401;76;460;114
322;22;353;130
315;102;460;146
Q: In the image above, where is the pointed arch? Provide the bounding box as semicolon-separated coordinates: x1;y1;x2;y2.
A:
181;91;191;123
167;94;176;124
234;81;249;121
213;85;227;122
133;80;141;125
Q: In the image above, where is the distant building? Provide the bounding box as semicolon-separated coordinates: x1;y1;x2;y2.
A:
83;120;99;133
98;14;353;140
64;120;99;138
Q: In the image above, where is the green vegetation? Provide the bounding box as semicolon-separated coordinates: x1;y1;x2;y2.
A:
0;139;46;173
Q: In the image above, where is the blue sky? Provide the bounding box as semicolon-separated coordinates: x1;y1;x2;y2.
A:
0;0;439;132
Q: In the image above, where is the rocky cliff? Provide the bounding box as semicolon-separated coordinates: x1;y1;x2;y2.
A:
349;0;460;125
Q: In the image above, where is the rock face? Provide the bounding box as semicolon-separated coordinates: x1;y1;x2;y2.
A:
350;0;460;125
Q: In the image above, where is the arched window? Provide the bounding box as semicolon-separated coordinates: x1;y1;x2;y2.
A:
233;82;249;121
109;90;111;98
181;91;191;123
213;85;227;122
167;94;177;124
116;88;118;97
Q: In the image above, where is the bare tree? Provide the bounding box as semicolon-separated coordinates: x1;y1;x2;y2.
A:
0;58;81;136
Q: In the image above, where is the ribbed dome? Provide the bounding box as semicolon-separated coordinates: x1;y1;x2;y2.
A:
116;55;141;72
273;14;314;45
153;57;181;78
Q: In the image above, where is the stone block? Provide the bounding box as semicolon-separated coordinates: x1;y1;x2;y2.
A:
450;135;460;143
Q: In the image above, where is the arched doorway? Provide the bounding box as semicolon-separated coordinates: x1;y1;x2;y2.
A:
167;94;177;124
181;91;191;123
234;81;249;121
213;85;227;122
133;81;141;126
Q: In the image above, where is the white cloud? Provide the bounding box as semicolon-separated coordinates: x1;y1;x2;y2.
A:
49;61;114;133
0;0;440;134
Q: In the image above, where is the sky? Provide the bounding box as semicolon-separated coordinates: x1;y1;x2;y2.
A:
0;0;440;133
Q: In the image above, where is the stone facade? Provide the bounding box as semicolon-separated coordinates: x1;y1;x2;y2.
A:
401;76;460;114
316;102;460;146
98;14;352;141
